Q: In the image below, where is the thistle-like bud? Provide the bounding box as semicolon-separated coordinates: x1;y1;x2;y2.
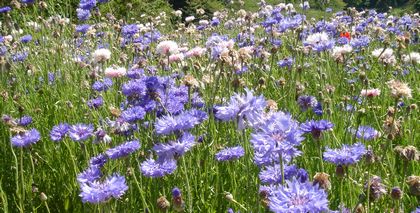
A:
390;187;403;200
365;176;387;201
40;192;48;201
157;196;170;212
335;165;345;178
313;172;331;191
172;187;185;212
406;176;420;196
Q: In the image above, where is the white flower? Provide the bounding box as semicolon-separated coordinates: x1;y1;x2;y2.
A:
156;41;179;56
402;52;420;64
185;16;195;23
332;45;353;62
173;10;182;17
93;48;111;63
305;32;330;46
105;66;126;78
372;48;396;66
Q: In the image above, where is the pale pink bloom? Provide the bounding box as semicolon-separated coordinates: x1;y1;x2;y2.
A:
360;89;381;98
93;48;111;63
104;66;126;78
156;40;179;56
168;53;185;63
185;47;207;58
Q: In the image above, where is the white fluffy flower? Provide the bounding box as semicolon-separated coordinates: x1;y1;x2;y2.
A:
372;48;396;66
93;48;111;63
156;41;179;56
332;45;353;62
105;66;126;78
402;52;420;64
305;32;330;46
185;16;195;23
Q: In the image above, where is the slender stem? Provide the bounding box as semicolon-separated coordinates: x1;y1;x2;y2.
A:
20;148;25;213
182;157;193;213
280;153;284;186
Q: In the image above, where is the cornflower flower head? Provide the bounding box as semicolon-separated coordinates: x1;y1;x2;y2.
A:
11;128;41;147
0;6;11;13
349;125;380;141
92;48;111;63
156;41;179;56
300;119;333;139
303;32;335;52
87;96;103;109
372;48;396;66
154;109;207;135
297;95;318;111
69;124;94;142
92;78;113;92
259;164;308;184
215;146;245;161
20;35;32;43
364;176;387;201
268;178;329;212
402;52;420;64
153;132;196;159
323;142;366;166
250;111;304;166
77;165;102;184
89;154;108;168
140;157;177;178
120;106;146;123
76;8;91;21
350;35;370;49
387;79;412;99
50;123;70;142
360;88;381;98
121;24;139;38
79;0;96;10
214;88;266;130
17;115;32;126
105;140;140;159
277;57;294;68
104;66;126;78
79;173;128;203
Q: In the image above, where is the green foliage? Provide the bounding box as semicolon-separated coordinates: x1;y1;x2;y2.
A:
183;0;225;18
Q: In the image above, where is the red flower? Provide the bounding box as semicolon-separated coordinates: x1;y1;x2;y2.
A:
340;32;351;40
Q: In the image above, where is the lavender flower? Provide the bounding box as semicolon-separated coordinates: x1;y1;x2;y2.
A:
297;95;318;111
364;176;387;201
269;179;329;212
0;6;11;13
87;96;103;109
77;166;102;184
20;35;32;43
105;140;140;159
349;125;380;141
277;57;294;68
17;115;32;126
215;146;245;161
89;154;108;168
155;110;205;135
50;123;70;142
153;132;196;159
259;164;300;184
79;0;96;10
140;158;177;178
92;78;113;92
79;173;128;203
323;142;366;165
11;128;41;147
76;8;91;21
214;88;266;130
300;119;333;139
69;124;94;142
120;106;146;123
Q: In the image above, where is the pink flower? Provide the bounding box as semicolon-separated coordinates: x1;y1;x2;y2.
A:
156;41;179;56
105;66;126;78
360;89;381;98
185;47;206;58
168;53;184;63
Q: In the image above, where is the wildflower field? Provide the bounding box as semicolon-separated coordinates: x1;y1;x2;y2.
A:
0;0;419;212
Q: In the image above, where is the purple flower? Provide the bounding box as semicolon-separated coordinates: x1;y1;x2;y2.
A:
153;132;196;159
122;24;139;38
172;187;181;197
105;140;140;159
215;146;245;161
268;179;329;212
154;110;205;135
277;57;294;68
79;173;128;203
87;96;103;109
92;78;113;92
0;6;11;13
20;35;32;43
122;79;146;97
120;106;146;123
259;164;299;184
50;123;70;141
17;115;32;126
77;8;91;21
77;166;102;184
350;36;370;49
250;112;304;166
300;119;333;139
79;0;96;10
89;154;108;167
11;128;41;147
69;124;94;142
140;158;177;178
76;24;91;34
214;88;266;130
323;142;366;165
297;95;318;111
349;125;380;141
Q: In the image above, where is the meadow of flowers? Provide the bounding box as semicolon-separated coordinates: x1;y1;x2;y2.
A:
0;0;419;212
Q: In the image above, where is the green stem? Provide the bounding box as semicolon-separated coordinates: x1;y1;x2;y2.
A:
182;158;193;213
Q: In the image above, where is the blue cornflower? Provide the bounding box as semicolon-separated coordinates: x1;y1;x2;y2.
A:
269;179;329;212
79;0;96;10
122;79;146;97
17;115;32;126
259;164;299;184
77;8;91;21
122;24;139;38
337;37;349;45
69;124;94;142
92;78;113;92
0;6;11;13
105;140;140;159
12;52;29;62
20;35;32;43
155;109;206;135
250;112;304;166
323;142;366;166
297;95;318;111
120;106;146;123
79;173;128;203
21;0;35;3
87;96;103;109
350;36;370;49
50;123;70;142
313;102;323;116
0;46;6;56
126;68;144;79
77;165;102;184
214;88;266;130
76;24;91;34
140;158;177;178
153;132;196;159
11;128;41;147
349;125;380;141
215;146;245;161
89;154;108;168
277;57;294;68
300;119;333;139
